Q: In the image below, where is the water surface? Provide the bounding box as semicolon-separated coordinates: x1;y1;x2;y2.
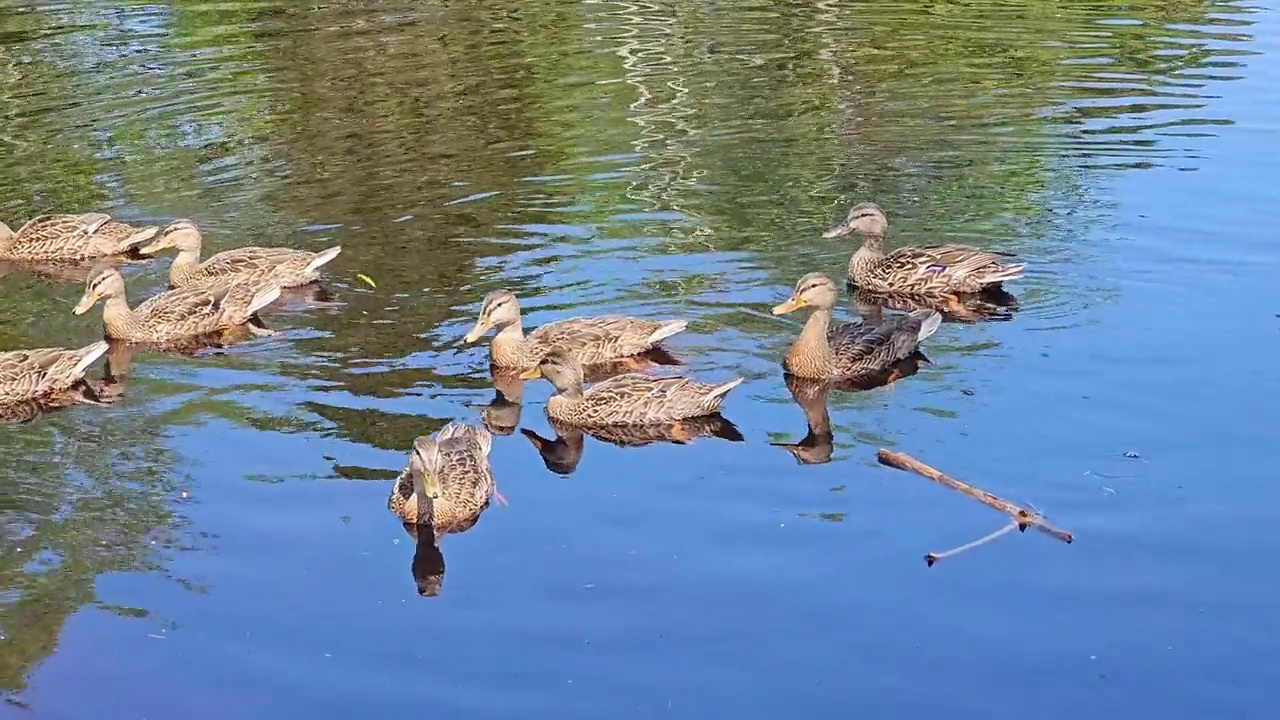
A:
2;1;1278;718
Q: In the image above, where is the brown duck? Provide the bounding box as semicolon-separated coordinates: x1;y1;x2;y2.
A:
387;422;505;537
0;341;109;405
463;290;687;370
140;220;342;290
72;268;280;346
0;213;158;261
823;203;1024;298
519;351;742;426
771;273;940;380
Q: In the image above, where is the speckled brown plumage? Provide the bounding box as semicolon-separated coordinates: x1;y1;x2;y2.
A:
823;203;1024;297
772;273;941;380
140;220;341;290
463;289;688;369
848;286;1017;324
72;268;280;346
519;351;742;426
387;422;497;538
0;213;158;261
0;342;109;405
0;378;114;424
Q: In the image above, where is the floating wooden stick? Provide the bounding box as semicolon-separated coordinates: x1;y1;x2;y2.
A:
925;522;1017;567
877;449;1074;562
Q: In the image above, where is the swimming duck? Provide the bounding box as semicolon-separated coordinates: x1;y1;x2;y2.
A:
139;220;342;290
0;341;109;405
771;273;940;380
823;203;1024;298
463;290;687;370
72;268;280;345
519;351;742;426
0;213;158;261
387;422;501;536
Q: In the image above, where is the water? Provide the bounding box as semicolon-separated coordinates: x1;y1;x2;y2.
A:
1;0;1277;717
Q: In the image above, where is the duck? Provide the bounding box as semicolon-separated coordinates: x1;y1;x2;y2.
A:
822;202;1024;299
139;220;342;290
72;267;281;346
0;213;159;261
463;290;687;370
387;422;502;536
518;351;742;426
771;273;941;380
0;341;109;405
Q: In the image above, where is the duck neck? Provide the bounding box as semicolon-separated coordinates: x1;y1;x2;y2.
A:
489;321;530;367
547;382;584;417
168;248;203;285
101;295;139;340
409;470;433;525
848;234;886;283
785;308;835;377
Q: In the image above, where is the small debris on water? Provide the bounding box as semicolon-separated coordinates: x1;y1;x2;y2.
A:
1123;451;1141;459
961;388;975;396
355;273;377;289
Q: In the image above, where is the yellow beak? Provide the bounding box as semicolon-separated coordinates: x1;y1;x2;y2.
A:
463;320;490;344
422;473;443;499
72;291;100;315
518;366;541;380
771;296;807;315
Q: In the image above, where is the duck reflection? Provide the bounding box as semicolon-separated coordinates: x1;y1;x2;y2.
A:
849;285;1017;324
521;414;744;476
477;367;525;436
770;352;926;465
399;508;489;597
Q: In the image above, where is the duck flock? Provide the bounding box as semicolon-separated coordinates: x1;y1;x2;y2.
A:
0;202;1024;592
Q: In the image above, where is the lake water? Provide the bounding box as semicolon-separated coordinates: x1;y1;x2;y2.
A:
2;1;1278;718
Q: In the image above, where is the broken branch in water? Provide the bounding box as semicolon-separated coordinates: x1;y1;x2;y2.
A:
876;449;1074;564
925;522;1017;567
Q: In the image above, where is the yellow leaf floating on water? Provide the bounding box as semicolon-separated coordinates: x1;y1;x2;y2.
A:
355;273;377;289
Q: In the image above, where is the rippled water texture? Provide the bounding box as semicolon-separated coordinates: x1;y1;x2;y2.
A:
2;1;1278;718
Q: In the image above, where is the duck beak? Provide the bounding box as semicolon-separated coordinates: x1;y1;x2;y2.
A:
821;220;853;239
518;366;541;380
771;296;807;315
422;473;443;499
520;428;546;451
463;319;490;344
72;290;100;315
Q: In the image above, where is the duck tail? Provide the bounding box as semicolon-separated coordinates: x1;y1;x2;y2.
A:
982;263;1025;285
438;421;493;455
247;283;282;316
707;377;744;402
79;214;113;237
71;341;110;378
911;310;943;341
119;226;160;251
646;320;688;345
305;246;343;274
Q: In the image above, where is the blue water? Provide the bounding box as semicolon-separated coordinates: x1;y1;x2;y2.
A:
2;1;1278;718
